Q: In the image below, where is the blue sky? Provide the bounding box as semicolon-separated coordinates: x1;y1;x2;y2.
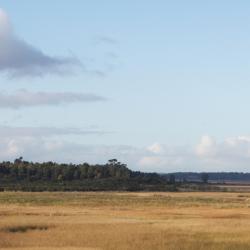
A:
0;1;249;172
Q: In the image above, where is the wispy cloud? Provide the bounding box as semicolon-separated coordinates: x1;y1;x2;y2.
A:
0;9;80;77
0;89;106;109
0;126;108;138
93;35;118;45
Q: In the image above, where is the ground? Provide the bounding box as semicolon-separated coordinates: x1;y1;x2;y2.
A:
1;192;250;250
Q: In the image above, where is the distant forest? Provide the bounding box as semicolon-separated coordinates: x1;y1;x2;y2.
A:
0;157;175;191
1;157;250;192
163;172;250;183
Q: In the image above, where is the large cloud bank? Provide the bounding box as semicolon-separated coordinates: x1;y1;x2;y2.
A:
1;130;250;172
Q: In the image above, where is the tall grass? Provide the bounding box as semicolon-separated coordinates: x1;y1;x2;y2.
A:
1;192;250;249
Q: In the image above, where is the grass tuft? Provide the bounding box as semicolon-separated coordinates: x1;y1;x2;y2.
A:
4;224;49;233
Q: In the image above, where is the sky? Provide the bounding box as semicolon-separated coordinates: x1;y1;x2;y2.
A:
0;1;249;172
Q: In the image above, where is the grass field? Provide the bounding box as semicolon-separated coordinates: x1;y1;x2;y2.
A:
1;192;250;250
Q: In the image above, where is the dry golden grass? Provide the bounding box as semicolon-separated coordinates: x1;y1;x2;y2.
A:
1;192;250;249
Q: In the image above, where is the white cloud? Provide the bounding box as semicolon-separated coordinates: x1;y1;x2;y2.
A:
0;89;106;109
195;135;216;157
138;136;250;172
194;136;250;167
147;142;165;154
0;8;80;77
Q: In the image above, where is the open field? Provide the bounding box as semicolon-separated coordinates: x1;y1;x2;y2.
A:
1;192;250;249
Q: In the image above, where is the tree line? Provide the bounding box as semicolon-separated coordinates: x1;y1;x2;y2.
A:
0;158;131;182
0;158;176;192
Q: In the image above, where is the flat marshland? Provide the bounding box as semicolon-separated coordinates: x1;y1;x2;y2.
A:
1;192;250;249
